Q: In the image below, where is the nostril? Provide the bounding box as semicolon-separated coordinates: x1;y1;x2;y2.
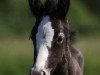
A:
31;69;46;75
42;71;46;75
31;70;41;75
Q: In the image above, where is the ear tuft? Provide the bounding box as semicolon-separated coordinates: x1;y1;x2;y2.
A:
29;0;44;17
57;0;70;19
29;0;70;18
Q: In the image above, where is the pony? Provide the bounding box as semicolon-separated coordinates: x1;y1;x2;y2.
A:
28;0;84;75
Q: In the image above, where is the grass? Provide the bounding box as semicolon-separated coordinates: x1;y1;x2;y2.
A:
0;35;100;75
75;35;100;75
0;37;33;75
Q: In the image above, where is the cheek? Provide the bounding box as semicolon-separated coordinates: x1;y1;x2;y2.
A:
47;45;64;68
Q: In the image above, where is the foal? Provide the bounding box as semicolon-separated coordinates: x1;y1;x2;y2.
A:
29;0;84;75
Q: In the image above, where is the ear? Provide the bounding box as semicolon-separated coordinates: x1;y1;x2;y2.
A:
44;0;58;14
57;0;70;19
28;0;44;17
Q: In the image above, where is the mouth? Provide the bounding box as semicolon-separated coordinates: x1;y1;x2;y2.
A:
31;67;51;75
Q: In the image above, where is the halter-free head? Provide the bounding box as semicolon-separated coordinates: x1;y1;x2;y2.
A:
29;0;70;75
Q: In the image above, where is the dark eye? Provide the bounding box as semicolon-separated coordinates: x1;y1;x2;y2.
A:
56;33;64;44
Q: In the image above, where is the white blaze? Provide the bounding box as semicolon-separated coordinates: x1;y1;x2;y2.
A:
35;16;54;71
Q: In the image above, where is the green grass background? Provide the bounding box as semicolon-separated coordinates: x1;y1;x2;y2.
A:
0;0;100;75
0;36;100;75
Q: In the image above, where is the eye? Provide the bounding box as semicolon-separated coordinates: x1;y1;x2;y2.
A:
56;33;64;44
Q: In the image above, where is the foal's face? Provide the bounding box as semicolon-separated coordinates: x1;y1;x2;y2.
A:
32;16;67;75
29;0;70;74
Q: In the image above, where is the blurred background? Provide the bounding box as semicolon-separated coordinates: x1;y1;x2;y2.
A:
0;0;100;75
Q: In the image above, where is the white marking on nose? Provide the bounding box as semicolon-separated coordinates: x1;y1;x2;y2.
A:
35;16;54;71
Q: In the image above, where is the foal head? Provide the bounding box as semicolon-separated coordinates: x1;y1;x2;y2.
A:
29;0;70;75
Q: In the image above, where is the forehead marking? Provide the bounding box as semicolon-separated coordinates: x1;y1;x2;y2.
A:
35;16;54;71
